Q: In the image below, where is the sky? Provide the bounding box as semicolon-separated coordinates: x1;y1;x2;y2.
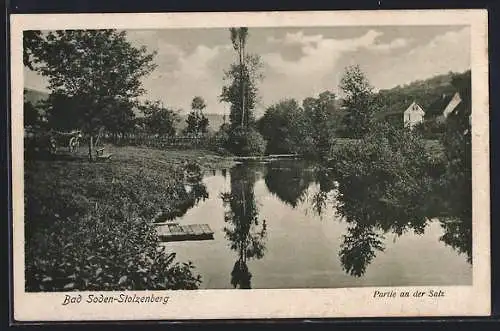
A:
24;25;470;117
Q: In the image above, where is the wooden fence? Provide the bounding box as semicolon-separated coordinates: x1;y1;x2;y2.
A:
101;134;216;150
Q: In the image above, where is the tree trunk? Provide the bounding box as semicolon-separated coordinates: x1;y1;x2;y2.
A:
239;38;245;127
88;135;93;162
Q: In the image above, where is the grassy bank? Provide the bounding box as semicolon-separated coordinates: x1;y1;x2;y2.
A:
94;145;237;171
25;145;235;291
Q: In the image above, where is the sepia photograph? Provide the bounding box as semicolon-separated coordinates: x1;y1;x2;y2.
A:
11;10;490;321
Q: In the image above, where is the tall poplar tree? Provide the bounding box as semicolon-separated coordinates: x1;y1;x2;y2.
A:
220;27;263;130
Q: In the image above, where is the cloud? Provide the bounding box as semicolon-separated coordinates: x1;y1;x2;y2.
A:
140;40;232;115
370;27;470;90
159;43;226;79
370;38;409;52
262;30;408;77
408;27;469;56
267;31;324;45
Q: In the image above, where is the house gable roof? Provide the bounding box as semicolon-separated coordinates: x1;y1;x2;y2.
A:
426;93;455;118
404;101;425;115
442;92;463;118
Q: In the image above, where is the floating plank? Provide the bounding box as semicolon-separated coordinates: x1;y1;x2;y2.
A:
156;223;214;242
153;221;179;227
200;224;212;234
190;224;202;236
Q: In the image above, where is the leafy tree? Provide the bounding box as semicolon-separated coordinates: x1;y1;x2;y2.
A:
301;91;338;158
212;122;232;153
228;28;247;127
23;30;43;70
199;116;209;135
42;92;82;131
184;112;200;136
257;99;304;154
258;92;338;157
24;100;41;128
191;96;206;113
184;96;209;136
227;126;267;156
340;65;378;138
25;29;157;160
101;99;136;139
140;101;179;136
220;28;265;156
220;28;263;130
43;92;136;141
440;70;471;221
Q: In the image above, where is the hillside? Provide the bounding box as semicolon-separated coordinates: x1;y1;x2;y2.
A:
375;70;470;118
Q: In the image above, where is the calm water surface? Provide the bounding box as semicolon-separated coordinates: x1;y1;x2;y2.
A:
161;160;472;289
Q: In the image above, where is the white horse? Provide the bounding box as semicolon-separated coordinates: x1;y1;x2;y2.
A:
50;130;82;154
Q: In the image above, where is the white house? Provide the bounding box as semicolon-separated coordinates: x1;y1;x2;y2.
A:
403;101;425;129
442;92;462;118
435;92;464;124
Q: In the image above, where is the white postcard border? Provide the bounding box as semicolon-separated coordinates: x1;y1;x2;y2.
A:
10;9;490;321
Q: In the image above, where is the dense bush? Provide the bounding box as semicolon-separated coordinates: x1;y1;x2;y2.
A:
26;206;201;291
257;99;304;155
414;120;446;140
438;78;471;223
209;123;232;154
329;122;444;223
25;157;206;291
226;126;266;156
257;93;340;158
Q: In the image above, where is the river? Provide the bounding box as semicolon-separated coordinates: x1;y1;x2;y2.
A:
160;159;472;289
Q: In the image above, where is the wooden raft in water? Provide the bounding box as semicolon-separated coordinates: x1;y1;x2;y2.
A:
155;222;214;242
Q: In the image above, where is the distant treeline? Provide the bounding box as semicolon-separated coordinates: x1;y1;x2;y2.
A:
24;65;470;158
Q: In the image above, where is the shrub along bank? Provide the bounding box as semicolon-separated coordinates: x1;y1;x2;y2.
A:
24;146;231;291
328;123;448;222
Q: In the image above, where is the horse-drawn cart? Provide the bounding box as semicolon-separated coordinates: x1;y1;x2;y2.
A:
47;130;83;155
24;128;82;156
25;128;112;160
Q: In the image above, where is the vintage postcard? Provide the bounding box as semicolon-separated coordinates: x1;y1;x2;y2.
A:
11;10;490;321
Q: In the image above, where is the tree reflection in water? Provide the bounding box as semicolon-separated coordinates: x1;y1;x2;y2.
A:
311;166;339;216
156;162;209;222
312;164;472;277
220;164;267;289
435;163;472;264
339;224;385;277
264;160;314;208
262;159;471;278
218;157;471;283
439;216;472;263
